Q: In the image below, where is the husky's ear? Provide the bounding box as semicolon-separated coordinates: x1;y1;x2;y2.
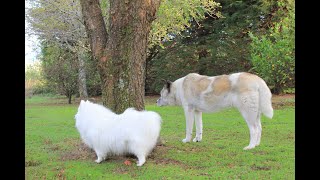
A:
166;80;172;93
161;79;172;93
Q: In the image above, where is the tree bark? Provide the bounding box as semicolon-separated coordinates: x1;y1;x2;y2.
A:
68;94;72;104
80;0;161;113
77;49;88;100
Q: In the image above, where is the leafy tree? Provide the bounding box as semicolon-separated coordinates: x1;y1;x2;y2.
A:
27;0;221;112
80;0;221;113
249;0;295;94
25;62;48;96
26;0;90;99
145;0;295;94
148;0;222;48
146;0;265;93
40;42;79;104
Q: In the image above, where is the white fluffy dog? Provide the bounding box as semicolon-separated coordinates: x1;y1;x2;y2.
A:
74;100;161;166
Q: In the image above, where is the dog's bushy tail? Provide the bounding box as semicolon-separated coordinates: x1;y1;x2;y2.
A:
258;79;274;119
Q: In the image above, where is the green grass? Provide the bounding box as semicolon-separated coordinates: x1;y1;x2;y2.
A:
25;95;295;179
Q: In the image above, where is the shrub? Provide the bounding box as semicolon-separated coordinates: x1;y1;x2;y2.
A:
25;62;52;96
249;1;295;94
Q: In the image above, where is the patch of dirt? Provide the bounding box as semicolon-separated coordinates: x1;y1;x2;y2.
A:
25;160;41;167
287;133;295;140
53;167;67;180
43;138;53;145
49;145;60;151
153;157;185;166
60;142;96;161
148;144;170;159
272;94;295;109
57;170;66;179
60;141;189;169
197;172;212;177
43;138;61;151
113;166;130;175
251;164;271;171
148;144;190;168
252;151;268;155
60;140;147;164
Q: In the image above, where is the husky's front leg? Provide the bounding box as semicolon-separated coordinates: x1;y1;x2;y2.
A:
193;110;202;142
182;106;194;143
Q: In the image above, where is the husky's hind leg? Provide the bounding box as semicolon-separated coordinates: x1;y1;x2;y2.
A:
237;92;261;150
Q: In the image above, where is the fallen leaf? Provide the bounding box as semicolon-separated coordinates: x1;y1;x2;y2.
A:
124;160;131;166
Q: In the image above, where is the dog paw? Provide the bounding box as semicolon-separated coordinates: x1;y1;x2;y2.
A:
136;161;145;167
136;163;144;166
193;137;202;142
243;145;255;150
182;138;190;143
95;159;102;163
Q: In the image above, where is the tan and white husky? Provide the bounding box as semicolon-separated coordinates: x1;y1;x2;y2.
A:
157;72;273;150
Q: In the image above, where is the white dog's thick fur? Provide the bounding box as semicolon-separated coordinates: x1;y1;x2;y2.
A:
75;100;161;166
157;72;273;150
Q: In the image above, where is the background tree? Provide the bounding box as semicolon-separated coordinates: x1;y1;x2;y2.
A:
40;42;79;104
79;0;161;113
145;0;295;94
26;0;90;100
27;0;221;112
25;62;48;97
249;0;295;94
80;0;221;113
146;0;262;93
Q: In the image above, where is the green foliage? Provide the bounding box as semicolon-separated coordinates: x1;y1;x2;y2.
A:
149;0;222;48
25;63;42;82
146;0;265;94
40;42;79;103
82;53;102;97
25;95;294;179
283;88;295;94
100;0;222;48
25;62;53;95
249;0;295;94
146;0;295;95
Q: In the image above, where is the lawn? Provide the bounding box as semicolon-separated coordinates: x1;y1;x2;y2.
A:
25;94;295;179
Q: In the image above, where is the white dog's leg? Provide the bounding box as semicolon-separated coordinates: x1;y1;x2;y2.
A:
136;155;146;166
95;157;104;163
182;106;194;143
193;110;202;142
132;146;147;166
94;150;106;163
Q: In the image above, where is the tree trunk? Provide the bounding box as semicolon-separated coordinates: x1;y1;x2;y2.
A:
68;94;72;104
77;50;88;100
80;0;160;113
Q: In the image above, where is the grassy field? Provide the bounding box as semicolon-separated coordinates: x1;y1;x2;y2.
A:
25;94;295;179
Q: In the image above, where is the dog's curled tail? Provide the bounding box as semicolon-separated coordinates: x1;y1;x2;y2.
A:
258;79;274;119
